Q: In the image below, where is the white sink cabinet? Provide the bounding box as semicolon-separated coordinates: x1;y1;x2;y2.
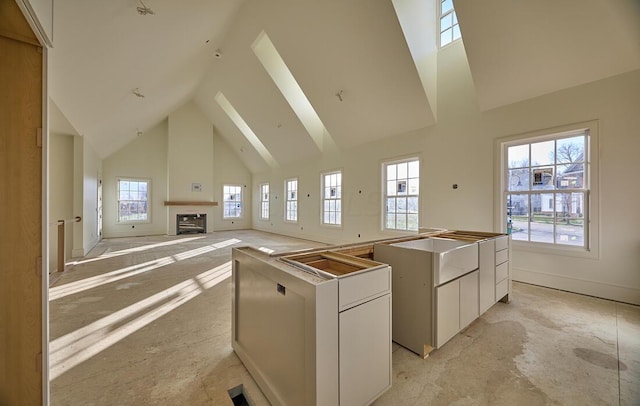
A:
374;237;479;357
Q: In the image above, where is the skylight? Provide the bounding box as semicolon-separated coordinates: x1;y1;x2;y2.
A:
252;31;330;152
439;0;461;47
214;92;278;167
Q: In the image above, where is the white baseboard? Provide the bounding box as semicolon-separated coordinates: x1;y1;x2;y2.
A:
513;267;640;306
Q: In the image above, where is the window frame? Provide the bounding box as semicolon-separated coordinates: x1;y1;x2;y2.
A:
438;0;461;48
259;182;270;221
222;184;243;219
116;177;151;224
321;169;343;227
285;178;298;223
496;121;599;259
382;157;420;232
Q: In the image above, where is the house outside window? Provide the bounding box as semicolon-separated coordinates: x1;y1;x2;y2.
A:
321;170;342;226
383;158;419;231
223;184;242;219
260;183;269;220
505;129;590;248
285;178;298;222
117;178;150;223
439;0;461;47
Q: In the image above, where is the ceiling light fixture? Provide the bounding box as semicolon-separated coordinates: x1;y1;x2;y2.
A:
136;0;155;15
132;88;145;98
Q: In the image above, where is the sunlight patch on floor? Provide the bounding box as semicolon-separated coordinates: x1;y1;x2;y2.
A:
66;236;207;266
49;261;232;380
50;238;241;301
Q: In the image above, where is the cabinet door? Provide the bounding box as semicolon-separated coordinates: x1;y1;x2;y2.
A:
339;294;391;406
460;271;479;329
478;240;495;314
436;280;460;348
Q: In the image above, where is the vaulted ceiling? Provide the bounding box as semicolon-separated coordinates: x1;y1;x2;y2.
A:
48;0;640;173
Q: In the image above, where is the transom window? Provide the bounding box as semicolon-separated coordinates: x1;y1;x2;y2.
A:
505;130;589;248
384;158;419;231
117;178;149;223
285;178;298;222
322;170;342;226
223;185;243;219
260;183;269;220
439;0;461;47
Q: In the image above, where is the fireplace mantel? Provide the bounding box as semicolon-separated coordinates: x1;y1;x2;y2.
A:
164;201;218;206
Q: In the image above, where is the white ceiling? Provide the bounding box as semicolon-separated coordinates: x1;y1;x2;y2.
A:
48;0;640;171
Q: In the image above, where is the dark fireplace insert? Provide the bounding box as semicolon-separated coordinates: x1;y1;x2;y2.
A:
177;214;206;234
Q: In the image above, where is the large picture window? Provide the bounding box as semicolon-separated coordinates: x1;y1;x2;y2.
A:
117;178;149;223
505;130;590;248
384;158;419;231
223;184;243;219
285;178;298;222
321;170;342;226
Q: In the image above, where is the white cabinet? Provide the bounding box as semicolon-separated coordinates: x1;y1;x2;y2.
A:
478;236;511;315
494;236;510;302
232;247;392;406
436;278;460;347
460;270;479;329
339;294;392;406
436;270;479;348
478;239;496;315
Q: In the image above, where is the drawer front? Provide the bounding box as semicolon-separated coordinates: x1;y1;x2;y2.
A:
339;266;391;311
496;278;509;301
496;248;509;265
495;236;509;251
496;262;509;283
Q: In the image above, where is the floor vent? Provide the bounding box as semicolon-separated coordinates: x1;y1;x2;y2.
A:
228;384;251;406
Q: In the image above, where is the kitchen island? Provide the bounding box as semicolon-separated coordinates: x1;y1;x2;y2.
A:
231;229;510;404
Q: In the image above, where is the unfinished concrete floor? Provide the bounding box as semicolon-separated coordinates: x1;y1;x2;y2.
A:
49;230;640;405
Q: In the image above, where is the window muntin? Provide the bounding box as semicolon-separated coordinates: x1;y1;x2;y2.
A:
506;132;588;248
117;178;150;223
439;0;461;47
223;185;243;219
260;183;269;220
322;171;342;226
285;178;298;222
384;158;419;231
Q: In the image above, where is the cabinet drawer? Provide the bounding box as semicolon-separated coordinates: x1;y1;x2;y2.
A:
496;262;508;283
496;278;509;301
495;248;509;265
495;236;509;251
339;266;391;311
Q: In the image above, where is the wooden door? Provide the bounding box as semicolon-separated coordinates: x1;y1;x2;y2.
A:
0;0;44;404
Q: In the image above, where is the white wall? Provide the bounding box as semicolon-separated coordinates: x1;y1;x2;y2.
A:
168;102;214;201
82;139;102;253
70;136;103;257
252;42;640;305
48;133;74;271
102;120;168;238
211;130;252;231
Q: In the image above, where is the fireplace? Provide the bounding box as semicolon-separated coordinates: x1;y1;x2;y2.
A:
177;214;206;234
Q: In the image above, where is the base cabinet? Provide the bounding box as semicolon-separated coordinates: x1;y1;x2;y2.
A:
339;294;392;406
232;247;391;406
436;270;479;348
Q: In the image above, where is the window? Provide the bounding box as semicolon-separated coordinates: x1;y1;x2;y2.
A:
439;0;461;47
384;158;419;231
260;183;269;220
504;129;590;249
117;178;149;223
223;185;242;219
322;171;342;226
285;178;298;222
